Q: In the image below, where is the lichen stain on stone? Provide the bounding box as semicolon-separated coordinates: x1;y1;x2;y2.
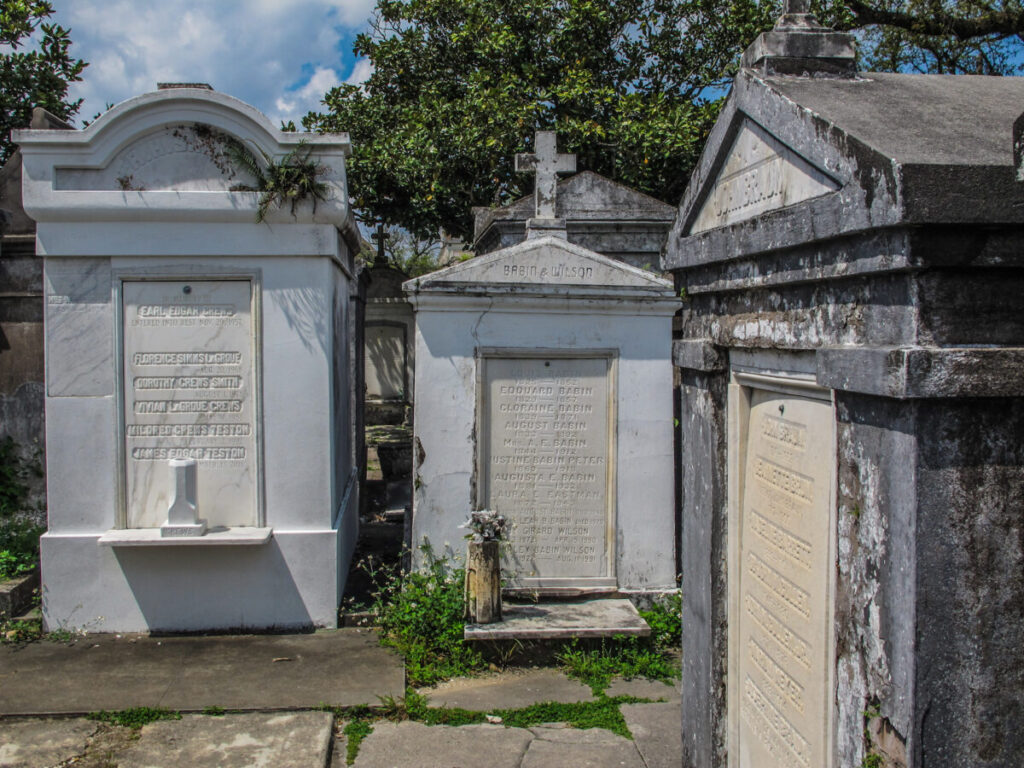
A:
834;406;895;768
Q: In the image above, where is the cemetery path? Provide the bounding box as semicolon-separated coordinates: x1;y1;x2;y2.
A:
0;629;403;715
0;632;680;767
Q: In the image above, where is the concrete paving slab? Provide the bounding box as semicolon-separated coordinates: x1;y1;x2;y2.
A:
465;599;650;641
159;631;403;710
116;712;333;768
0;717;96;768
0;629;403;715
522;725;645;767
0;636;188;715
621;702;682;768
416;668;595;711
605;677;680;702
352;721;532;768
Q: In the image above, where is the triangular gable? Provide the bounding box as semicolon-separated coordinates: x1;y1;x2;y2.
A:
689;118;839;234
408;236;674;292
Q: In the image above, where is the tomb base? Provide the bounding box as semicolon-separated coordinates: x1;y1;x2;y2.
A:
464;598;650;641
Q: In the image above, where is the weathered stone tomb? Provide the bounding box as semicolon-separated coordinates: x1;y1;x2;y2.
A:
15;87;362;632
666;12;1024;768
473;170;675;271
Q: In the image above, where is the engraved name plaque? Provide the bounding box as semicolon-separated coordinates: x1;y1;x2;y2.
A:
122;280;257;529
481;355;613;588
690;121;838;234
737;388;834;768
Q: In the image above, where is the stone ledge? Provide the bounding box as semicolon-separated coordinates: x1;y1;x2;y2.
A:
465;599;651;641
816;346;1024;398
97;527;272;547
0;570;39;617
673;339;726;372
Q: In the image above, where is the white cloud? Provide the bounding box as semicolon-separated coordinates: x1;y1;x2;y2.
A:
346;58;374;85
272;66;343;125
52;0;375;127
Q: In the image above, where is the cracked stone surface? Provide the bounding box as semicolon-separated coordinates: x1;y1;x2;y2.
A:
416;668;595;711
352;720;653;768
0;717;97;768
622;702;682;768
116;712;334;768
352;721;534;768
605;677;680;702
521;724;646;767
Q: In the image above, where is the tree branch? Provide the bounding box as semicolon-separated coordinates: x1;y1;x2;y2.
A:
847;0;1024;39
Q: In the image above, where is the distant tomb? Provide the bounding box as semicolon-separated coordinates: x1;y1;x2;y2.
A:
16;88;362;632
364;265;414;425
473;164;676;271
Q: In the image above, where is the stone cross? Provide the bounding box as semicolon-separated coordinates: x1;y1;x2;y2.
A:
371;221;390;263
515;131;576;220
783;0;809;14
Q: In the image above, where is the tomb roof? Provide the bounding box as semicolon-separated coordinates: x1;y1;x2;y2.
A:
665;67;1024;269
767;71;1024;167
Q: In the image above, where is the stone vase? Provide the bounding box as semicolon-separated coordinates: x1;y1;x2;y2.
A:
464;540;502;624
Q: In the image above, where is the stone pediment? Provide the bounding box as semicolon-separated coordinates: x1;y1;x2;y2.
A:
406;237;674;293
55;124;259;192
689;118;838;233
13;88;352;226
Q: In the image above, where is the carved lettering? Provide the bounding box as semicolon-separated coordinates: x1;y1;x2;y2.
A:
122;280;257;529
484;357;610;584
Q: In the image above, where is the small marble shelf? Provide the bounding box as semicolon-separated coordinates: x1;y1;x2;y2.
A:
98;527;273;547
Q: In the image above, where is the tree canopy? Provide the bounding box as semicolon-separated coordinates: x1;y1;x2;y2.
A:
308;0;1022;240
0;1;87;165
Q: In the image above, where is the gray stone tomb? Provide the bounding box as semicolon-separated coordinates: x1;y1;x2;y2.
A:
665;11;1024;768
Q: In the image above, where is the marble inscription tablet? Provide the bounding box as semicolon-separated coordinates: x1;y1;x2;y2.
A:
122;280;257;529
737;388;833;768
482;356;611;587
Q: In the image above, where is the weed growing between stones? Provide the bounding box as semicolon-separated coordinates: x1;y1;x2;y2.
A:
87;707;182;729
557;638;678;695
0;617;41;645
342;719;373;765
380;688;651;739
363;544;486;686
639;591;682;648
0;437;44;580
558;593;682;694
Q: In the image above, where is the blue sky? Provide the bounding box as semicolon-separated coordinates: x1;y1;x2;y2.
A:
48;0;377;128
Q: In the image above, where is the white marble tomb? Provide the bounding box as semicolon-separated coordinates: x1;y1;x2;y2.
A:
405;237;679;596
15;87;362;632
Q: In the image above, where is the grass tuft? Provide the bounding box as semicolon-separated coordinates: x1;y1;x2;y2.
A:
86;707;181;729
343;719;373;765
